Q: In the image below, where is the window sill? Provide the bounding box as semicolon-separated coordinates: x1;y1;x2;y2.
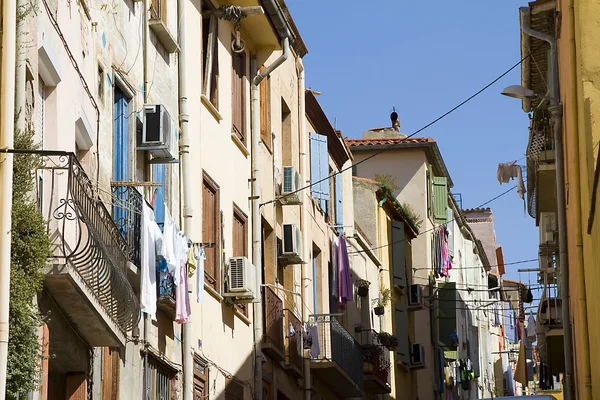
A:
231;133;250;157
148;18;180;54
234;308;251;325
201;94;222;122
204;283;223;302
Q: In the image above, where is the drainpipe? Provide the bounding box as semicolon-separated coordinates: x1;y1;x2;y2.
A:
520;7;575;400
15;0;26;135
296;57;311;400
177;0;194;397
567;0;592;395
252;36;289;400
0;0;18;396
142;1;150;399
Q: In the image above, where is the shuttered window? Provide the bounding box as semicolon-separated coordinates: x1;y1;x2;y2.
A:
259;66;271;151
102;348;120;399
152;164;166;229
193;355;208;400
202;5;219;109
432;176;448;224
147;356;175;400
334;173;343;233
391;220;406;288
231;49;246;144
438;282;457;350
203;172;221;292
232;204;248;316
150;0;167;24
394;303;409;365
309;132;330;212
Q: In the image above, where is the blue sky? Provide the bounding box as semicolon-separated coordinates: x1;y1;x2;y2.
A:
286;1;539;288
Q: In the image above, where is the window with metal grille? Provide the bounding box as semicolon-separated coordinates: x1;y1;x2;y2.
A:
146;356;175;400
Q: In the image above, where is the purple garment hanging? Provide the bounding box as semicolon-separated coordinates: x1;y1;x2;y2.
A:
337;235;353;307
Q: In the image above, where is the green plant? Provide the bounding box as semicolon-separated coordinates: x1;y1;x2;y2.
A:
375;174;399;193
400;202;423;230
6;126;51;399
372;285;392;308
377;184;422;233
377;332;399;349
356;279;370;288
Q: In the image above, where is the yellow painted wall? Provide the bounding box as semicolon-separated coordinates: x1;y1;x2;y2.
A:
557;0;600;397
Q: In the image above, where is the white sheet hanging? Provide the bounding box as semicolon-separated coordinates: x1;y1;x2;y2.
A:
141;201;162;321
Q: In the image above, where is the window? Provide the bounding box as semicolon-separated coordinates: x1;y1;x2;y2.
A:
193;355;208;400
113;86;131;233
202;2;219;109
149;0;167;24
224;377;244;400
233;204;248;316
432;176;449;224
203;172;221;292
259;67;271;150
98;66;104;103
36;76;46;145
309;132;330;212
231;49;246;144
146;356;175;400
102;347;120;399
153;164;166;229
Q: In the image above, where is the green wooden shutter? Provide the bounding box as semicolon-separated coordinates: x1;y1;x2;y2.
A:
395;303;409;364
438;282;457;350
391;220;406;288
433;176;448;224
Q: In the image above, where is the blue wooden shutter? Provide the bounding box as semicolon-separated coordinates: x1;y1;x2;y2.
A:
395;303;409;364
334;173;343;233
433;176;448;224
392;220;406;288
113;88;129;232
153;164;166;230
312;253;318;313
309;132;330;212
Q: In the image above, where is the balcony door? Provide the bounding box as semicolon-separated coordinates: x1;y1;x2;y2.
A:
113;87;130;234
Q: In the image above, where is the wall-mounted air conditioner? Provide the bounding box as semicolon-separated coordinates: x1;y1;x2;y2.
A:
223;256;257;302
138;104;179;163
539;212;557;245
278;224;303;265
410;343;426;369
408;284;424;309
280;166;302;205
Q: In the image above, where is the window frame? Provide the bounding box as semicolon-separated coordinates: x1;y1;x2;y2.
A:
193;354;209;400
259;66;272;151
149;0;167;24
202;171;221;292
231;46;247;144
232;203;248;316
202;2;219;109
146;354;176;400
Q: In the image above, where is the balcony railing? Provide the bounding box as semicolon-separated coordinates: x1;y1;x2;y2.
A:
309;315;364;390
364;345;390;384
263;286;284;360
283;309;303;376
111;185;143;268
40;152;140;332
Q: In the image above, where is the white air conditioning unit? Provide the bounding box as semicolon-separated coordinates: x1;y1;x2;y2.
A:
280;166;302;205
138;104;179;163
223;256;257;302
539;212;557;245
410;343;426;368
279;223;303;265
408;284;423;309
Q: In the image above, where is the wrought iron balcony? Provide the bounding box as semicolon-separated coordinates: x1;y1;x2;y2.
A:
356;328;391;393
40;152;140;346
283;309;303;378
157;271;176;317
309;315;364;397
111;185;143;268
262;286;285;362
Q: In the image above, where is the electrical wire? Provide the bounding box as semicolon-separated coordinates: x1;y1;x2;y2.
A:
348;183;520;255
262;50;535;208
412;258;538;271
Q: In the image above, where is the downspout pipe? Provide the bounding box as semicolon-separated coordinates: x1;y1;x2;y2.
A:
143;1;150;400
520;7;575;400
0;0;18;396
177;0;194;397
296;57;311;400
251;36;289;400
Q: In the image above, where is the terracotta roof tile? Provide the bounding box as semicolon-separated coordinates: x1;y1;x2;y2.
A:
352;176;379;185
345;137;435;147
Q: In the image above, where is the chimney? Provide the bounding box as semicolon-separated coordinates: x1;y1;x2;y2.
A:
391;110;400;132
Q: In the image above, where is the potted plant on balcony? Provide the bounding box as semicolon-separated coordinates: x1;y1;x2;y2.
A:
372;285;392;315
356;279;370;297
377;332;399;350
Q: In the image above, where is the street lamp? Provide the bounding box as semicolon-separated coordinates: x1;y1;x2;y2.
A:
501;85;538;100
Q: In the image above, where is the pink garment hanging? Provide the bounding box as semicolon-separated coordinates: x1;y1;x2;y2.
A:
176;262;191;324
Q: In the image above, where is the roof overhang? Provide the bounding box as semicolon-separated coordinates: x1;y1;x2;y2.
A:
348;140;454;188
